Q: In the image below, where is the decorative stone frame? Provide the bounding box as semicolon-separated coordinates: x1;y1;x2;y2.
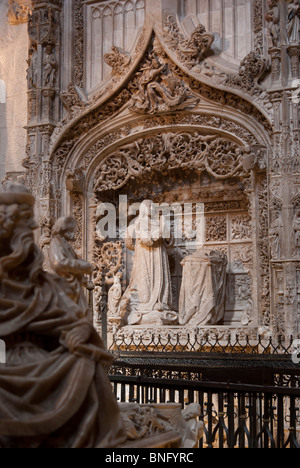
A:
50;99;271;338
26;13;274;341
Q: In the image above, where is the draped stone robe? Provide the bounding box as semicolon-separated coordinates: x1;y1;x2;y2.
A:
179;249;228;327
0;268;125;448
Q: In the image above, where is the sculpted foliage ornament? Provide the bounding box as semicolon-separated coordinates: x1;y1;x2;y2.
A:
94;133;249;193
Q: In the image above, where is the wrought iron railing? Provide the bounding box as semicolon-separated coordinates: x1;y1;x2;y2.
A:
109;368;300;448
108;343;300;448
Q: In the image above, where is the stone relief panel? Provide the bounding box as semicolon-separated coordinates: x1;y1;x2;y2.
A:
7;0;32;25
85;0;145;92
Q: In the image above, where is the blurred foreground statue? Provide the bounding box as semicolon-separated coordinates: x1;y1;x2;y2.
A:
0;182;125;448
0;182;203;449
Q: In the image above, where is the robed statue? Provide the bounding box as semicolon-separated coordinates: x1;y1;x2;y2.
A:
120;200;178;326
49;216;93;317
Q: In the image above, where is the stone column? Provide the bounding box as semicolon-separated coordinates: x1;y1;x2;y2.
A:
267;0;300;336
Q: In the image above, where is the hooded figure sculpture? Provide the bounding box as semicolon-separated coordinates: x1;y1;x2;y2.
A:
0;182;125;448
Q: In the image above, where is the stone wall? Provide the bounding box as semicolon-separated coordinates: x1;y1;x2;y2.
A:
0;1;28;182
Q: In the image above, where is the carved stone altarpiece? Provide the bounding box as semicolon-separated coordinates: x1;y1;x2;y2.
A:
18;1;300;347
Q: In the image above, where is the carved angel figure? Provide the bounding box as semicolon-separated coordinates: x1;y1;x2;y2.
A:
287;0;300;44
179;24;214;66
104;46;131;75
129;56;199;114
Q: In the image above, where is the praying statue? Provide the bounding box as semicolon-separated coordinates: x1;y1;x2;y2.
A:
108;273;122;317
120;200;178;326
49;216;93;317
0;182;125;448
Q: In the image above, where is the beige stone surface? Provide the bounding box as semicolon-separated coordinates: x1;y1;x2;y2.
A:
0;2;27;182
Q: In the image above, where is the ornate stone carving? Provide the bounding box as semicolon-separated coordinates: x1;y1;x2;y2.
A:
287;0;300;44
66;168;85;194
206;216;227;242
43;44;57;88
94;133;248;193
266;0;281;48
292;209;300;257
257;174;271;328
163;16;214;70
108;274;122;317
224;51;269;96
19;1;278;340
120;403;203;449
60;83;87;118
231;245;254;274
74;0;84;88
92;239;124;326
128;47;200;114
7;0;32;25
27;43;38;89
119;200;177;327
94;241;124;284
49;217;94;316
104;46;132;76
28;2;61;45
179;249;228;326
269;198;283;260
231;215;252;241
